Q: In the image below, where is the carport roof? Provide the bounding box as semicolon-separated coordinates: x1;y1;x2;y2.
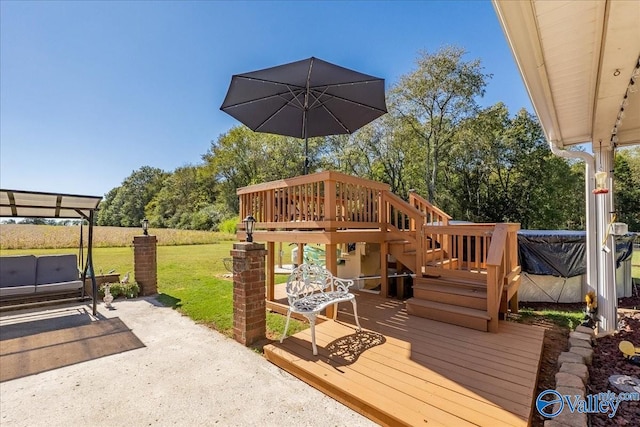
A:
0;189;102;219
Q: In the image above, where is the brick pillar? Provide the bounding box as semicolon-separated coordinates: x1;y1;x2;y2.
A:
133;235;157;296
231;242;267;346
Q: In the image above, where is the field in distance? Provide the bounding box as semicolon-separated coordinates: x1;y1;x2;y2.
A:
0;224;235;250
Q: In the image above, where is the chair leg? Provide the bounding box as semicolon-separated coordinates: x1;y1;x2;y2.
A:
308;313;318;355
351;299;362;331
332;302;338;320
280;309;292;343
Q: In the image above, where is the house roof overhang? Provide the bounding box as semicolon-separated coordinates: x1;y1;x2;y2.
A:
0;189;102;220
492;0;640;150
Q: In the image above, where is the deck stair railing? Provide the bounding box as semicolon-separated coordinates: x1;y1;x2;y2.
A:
408;190;451;226
381;191;426;273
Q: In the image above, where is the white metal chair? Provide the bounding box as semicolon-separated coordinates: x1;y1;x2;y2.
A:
280;264;361;355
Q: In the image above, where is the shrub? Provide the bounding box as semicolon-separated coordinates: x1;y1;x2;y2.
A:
99;282;140;299
218;217;238;234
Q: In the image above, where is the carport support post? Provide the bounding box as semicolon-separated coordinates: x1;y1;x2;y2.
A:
231;242;267;346
133;235;157;296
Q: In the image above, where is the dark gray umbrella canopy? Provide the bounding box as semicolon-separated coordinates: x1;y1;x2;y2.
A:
220;57;387;173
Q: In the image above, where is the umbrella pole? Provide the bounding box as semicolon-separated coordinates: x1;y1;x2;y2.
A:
304;136;309;175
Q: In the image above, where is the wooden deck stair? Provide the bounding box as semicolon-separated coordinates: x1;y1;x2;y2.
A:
407;276;492;331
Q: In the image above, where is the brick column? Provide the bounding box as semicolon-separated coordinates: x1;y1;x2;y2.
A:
231;242;267;346
133;235;157;296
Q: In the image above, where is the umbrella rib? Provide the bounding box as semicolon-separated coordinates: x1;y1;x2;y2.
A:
254;102;293;132
222;90;304;110
308;88;388;114
234;75;305;90
319;78;383;87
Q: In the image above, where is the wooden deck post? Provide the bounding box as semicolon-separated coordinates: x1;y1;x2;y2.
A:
231;242;267;346
266;241;275;302
325;243;338;318
297;243;304;266
380;242;389;297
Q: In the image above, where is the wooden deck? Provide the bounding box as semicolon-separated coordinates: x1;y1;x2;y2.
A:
264;291;545;426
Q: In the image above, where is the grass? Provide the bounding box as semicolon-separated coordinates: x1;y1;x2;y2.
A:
516;307;585;329
633;250;639;280
0;242;305;338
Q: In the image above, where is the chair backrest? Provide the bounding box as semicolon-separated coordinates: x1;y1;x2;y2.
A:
285;264;333;305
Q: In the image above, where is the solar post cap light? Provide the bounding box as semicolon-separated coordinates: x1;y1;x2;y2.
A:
142;218;149;235
243;215;256;242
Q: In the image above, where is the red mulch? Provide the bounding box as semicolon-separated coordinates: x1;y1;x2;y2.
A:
528;285;640;427
589;312;640;426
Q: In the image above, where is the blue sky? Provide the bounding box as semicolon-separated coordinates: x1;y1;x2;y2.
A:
0;1;533;198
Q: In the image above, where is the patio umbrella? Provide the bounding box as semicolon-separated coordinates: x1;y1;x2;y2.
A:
220;57;387;174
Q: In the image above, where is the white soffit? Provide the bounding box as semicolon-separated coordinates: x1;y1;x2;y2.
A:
493;0;640;149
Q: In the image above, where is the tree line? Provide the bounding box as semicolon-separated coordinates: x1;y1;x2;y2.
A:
96;46;640;232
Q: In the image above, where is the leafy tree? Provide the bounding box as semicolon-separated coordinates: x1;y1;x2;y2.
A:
203;126;306;213
614;148;640;231
447;103;509;221
390;45;491;204
145;164;225;230
97;166;167;227
18;218;47;225
482;109;583;229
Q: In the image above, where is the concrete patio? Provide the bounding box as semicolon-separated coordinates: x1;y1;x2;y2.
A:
0;297;375;427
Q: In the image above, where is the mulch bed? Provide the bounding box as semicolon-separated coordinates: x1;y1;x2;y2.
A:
589;310;640;426
527;287;640;427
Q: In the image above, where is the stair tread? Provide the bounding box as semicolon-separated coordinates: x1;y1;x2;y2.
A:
413;283;487;298
406;298;491;320
417;276;486;289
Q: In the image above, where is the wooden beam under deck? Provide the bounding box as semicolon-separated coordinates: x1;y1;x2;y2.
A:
264;291;544;427
250;229;387;244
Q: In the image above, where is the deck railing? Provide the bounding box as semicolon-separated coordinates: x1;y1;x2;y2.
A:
421;224;496;277
486;223;520;332
237;171;388;230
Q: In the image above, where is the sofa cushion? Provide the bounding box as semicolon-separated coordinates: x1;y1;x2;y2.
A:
0;255;37;287
0;285;36;297
36;254;80;285
35;280;83;294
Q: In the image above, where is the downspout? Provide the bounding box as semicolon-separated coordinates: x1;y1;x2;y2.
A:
548;140;597;298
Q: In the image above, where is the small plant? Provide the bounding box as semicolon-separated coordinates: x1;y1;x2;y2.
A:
99;282;140;299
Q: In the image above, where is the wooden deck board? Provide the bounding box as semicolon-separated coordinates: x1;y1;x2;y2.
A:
264;291;545;427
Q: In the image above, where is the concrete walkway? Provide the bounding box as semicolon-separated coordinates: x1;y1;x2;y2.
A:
0;297;376;427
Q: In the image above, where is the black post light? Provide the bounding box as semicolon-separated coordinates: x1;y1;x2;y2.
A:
142;218;149;236
243;215;256;242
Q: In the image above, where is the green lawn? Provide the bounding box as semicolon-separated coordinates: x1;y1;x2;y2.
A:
633;249;639;280
0;244;305;339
